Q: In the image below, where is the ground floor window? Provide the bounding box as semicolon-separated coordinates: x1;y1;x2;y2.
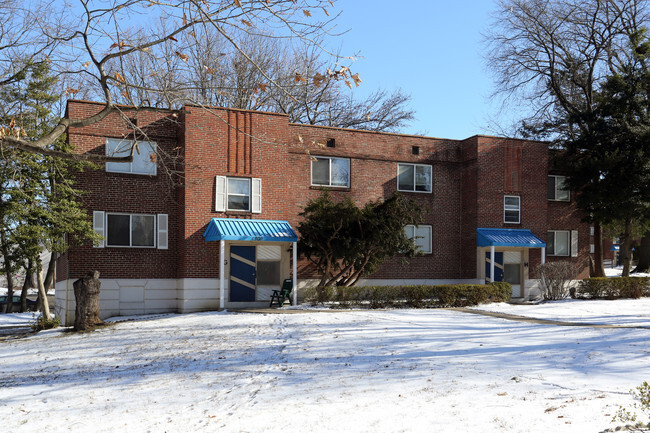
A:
106;213;156;247
404;225;432;254
547;230;570;256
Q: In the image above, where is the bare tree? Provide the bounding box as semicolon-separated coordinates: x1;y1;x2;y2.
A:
485;0;650;276
115;27;414;132
0;0;356;162
486;0;648;137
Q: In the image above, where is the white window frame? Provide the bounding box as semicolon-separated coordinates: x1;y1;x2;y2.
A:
105;138;157;176
547;230;570;257
104;212;158;249
227;177;251;212
504;195;521;224
215;176;262;213
548;175;570;201
404;225;432;254
311;156;350;188
397;163;433;193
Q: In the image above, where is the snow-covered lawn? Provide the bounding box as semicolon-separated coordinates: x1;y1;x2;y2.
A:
1;300;650;433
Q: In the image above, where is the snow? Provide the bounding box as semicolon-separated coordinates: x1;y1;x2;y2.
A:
1;300;650;433
0;312;38;327
470;298;650;327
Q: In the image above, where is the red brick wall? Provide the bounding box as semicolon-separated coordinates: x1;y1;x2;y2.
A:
59;101;591;284
287;124;464;279
58;101;183;281
179;106;293;278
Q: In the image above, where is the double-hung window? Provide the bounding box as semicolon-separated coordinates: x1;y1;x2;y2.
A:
547;230;570;256
504;195;521;224
311;156;350;188
548;175;570;201
404;225;432;254
93;211;168;249
548;230;579;257
106;138;157;175
215;176;262;213
398;163;432;193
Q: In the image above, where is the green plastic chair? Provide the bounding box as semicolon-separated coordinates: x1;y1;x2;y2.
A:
270;278;293;307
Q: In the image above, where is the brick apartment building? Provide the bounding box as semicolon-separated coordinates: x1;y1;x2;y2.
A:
55;101;591;324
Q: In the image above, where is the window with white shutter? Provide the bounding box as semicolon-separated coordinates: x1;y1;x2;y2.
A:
215;176;262;213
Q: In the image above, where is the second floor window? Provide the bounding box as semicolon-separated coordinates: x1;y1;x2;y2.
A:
215;176;262;213
311;156;350;187
504;195;521;224
105;138;157;176
398;163;432;193
548;175;570;201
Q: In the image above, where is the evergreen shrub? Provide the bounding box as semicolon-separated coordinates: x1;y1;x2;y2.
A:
574;277;649;299
304;282;511;309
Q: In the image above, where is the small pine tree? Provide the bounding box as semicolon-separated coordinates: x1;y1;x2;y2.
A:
0;61;100;317
298;192;423;290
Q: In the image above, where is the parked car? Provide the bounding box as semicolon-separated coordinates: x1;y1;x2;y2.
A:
0;295;37;313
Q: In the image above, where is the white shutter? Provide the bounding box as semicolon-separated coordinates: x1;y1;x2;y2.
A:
571;230;579;257
93;211;105;248
215;176;226;212
251;178;262;214
157;214;168;250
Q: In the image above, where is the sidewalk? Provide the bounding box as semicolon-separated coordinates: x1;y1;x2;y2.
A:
452;307;650;329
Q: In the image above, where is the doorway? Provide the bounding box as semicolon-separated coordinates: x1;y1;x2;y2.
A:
230;245;256;301
229;244;284;302
503;251;522;297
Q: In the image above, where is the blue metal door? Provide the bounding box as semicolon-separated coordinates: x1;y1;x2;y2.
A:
485;251;504;282
230;245;256;301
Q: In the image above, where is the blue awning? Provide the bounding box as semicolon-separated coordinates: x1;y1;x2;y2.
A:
477;228;546;248
203;218;298;242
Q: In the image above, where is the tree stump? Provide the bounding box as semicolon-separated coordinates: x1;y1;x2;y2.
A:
73;271;104;331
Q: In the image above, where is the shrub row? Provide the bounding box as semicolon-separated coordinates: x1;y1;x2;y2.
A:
573;277;650;300
304;282;512;309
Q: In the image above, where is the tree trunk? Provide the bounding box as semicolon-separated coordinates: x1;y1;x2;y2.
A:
20;261;34;313
0;231;14;313
37;267;51;320
592;221;606;277
621;218;633;277
2;260;14;314
633;232;650;273
73;271;104;331
43;252;56;292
